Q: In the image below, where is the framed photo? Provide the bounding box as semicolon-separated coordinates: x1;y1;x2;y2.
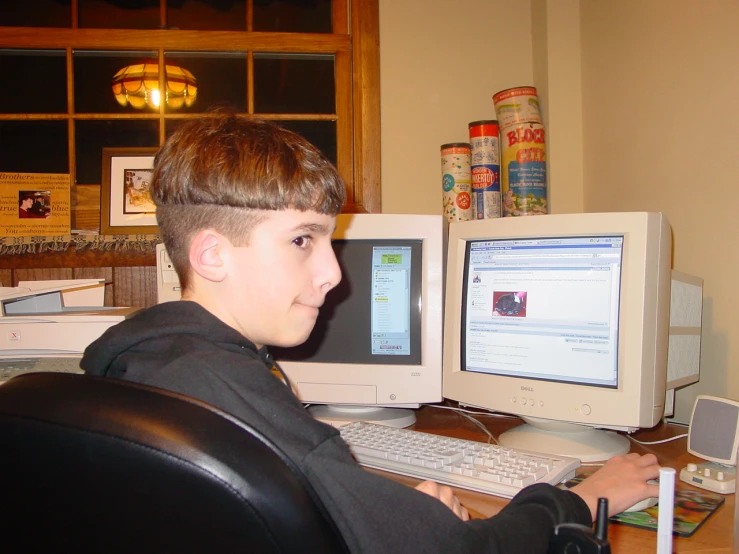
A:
101;147;159;234
0;172;71;236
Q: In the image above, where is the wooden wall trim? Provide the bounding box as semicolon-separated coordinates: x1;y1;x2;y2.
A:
0;247;155;269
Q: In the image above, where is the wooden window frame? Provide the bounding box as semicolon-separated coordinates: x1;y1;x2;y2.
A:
0;0;380;233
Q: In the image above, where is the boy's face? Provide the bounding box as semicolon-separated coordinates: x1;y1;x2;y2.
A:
224;208;342;349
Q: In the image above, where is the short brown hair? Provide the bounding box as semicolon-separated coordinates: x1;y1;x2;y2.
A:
151;114;346;289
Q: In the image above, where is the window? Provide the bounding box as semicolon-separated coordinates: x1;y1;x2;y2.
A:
0;0;380;232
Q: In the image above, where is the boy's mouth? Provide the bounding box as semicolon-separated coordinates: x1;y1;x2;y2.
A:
297;302;322;316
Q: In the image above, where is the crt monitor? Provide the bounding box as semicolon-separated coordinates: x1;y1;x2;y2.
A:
442;212;672;461
273;213;445;428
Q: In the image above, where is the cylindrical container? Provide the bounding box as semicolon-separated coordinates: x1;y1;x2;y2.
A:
493;86;542;129
500;122;548;216
441;142;472;222
657;467;676;554
469;120;501;220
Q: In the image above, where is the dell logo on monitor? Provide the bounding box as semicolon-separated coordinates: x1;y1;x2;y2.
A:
521;386;534;392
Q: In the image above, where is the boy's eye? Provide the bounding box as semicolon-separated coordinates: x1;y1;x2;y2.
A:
292;235;312;249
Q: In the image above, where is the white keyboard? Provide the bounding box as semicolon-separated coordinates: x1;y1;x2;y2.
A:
0;357;84;384
340;421;580;499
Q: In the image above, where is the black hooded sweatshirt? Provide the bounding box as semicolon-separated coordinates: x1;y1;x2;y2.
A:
82;301;591;553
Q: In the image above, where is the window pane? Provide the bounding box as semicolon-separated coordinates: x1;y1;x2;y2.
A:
75;51;158;114
164;119;187;138
167;0;246;31
0;49;67;114
79;0;160;29
254;53;334;114
75;120;159;184
0;0;71;27
253;0;332;33
281;120;336;165
165;52;247;113
0;121;68;173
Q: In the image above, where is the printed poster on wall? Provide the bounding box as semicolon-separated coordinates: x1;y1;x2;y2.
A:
0;172;72;237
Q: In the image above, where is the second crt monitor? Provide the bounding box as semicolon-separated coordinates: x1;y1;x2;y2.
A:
443;212;672;461
273;213;445;428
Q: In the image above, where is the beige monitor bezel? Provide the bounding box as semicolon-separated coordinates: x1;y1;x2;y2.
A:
280;213;445;408
442;212;671;431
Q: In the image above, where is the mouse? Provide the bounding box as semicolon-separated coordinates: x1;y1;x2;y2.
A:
622;480;659;512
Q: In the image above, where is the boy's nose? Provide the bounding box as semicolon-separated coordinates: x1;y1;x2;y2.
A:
320;250;342;293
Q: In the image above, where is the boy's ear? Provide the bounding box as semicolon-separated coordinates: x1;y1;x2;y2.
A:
188;229;230;283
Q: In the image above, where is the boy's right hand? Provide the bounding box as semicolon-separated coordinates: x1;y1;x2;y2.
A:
570;452;661;518
415;480;470;521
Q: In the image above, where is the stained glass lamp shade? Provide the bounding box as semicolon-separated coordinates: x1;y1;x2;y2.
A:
111;62;197;110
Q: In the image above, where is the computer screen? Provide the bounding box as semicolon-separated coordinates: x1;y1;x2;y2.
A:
443;212;672;461
273;213;445;428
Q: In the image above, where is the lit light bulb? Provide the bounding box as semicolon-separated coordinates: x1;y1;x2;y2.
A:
112;62;197;110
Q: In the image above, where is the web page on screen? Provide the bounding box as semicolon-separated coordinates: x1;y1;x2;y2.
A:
462;236;623;387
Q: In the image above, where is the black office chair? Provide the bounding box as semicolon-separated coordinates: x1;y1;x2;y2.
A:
0;372;349;554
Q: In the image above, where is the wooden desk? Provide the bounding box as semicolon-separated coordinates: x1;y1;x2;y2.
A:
374;405;734;553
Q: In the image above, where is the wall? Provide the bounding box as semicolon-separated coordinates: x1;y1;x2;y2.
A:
379;0;535;215
580;0;739;420
380;0;739;421
379;0;583;216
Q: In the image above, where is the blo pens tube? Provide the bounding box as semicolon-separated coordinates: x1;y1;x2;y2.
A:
657;467;676;554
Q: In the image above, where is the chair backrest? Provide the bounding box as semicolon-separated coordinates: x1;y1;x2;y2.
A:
0;372;349;554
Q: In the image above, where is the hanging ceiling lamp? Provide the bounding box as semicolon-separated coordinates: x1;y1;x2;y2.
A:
111;61;197;110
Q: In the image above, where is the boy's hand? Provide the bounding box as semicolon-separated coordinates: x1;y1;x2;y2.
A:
415;480;470;521
570;452;661;518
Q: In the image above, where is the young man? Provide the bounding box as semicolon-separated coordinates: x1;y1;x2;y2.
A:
82;115;660;553
19;195;46;218
19;196;34;218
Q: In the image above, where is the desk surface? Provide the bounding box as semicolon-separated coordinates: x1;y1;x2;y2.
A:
374;405;734;553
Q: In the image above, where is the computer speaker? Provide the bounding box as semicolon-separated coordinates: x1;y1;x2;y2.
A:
678;395;739;494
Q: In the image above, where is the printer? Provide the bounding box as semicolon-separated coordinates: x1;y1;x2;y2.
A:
0;279;140;382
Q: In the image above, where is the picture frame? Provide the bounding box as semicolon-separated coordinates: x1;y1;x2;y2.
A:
100;147;159;235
